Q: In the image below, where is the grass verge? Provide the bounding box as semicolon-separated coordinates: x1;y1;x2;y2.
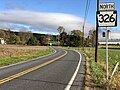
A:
0;47;54;67
86;46;120;90
89;60;105;85
62;46;120;90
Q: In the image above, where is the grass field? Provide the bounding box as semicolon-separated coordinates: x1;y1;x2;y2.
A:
63;46;120;90
0;45;54;66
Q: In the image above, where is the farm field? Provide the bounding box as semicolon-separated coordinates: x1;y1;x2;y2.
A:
0;45;54;66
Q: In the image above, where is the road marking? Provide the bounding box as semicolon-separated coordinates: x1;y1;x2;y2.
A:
64;50;82;90
0;50;67;85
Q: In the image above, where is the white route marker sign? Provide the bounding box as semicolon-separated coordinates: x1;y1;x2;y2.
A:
97;10;117;27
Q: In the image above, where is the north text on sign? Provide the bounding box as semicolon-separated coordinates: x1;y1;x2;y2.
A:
99;3;115;11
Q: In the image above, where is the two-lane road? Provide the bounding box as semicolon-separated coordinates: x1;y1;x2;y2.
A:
0;47;84;90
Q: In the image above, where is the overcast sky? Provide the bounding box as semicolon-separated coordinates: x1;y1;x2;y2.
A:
0;0;120;39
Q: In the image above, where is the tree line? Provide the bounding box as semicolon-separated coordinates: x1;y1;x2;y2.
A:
57;26;82;47
0;26;96;47
57;26;96;47
0;29;50;45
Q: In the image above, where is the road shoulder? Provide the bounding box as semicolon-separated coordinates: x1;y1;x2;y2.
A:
70;53;86;90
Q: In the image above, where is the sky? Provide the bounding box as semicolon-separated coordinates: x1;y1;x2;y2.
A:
0;0;120;39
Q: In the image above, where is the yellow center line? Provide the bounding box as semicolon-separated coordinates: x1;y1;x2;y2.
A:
0;50;67;85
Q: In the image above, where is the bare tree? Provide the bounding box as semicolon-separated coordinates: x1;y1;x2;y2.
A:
57;26;65;46
57;26;65;34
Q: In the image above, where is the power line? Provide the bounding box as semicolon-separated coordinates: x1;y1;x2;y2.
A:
82;0;91;50
83;0;91;29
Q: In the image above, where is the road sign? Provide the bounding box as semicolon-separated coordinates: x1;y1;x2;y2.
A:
99;2;115;11
97;10;117;27
97;2;117;87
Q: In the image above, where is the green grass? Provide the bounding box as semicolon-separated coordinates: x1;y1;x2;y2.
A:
89;46;120;90
98;48;120;70
0;47;54;66
62;46;120;88
89;59;105;84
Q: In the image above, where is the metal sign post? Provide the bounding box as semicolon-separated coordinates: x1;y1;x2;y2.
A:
106;27;109;81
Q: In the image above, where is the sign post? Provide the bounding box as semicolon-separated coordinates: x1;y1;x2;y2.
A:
97;2;117;89
106;27;109;81
95;0;99;63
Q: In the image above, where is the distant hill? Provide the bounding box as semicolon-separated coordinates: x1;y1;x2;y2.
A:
0;29;57;45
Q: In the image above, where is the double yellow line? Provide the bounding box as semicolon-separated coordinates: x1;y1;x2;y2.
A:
0;50;67;85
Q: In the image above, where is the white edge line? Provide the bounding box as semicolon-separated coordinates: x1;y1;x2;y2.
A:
64;50;82;90
0;46;57;69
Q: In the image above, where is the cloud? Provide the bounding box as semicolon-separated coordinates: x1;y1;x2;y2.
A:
0;22;13;29
0;10;93;35
0;22;31;32
111;30;120;39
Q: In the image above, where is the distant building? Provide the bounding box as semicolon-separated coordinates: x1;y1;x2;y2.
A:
0;38;6;44
99;39;120;45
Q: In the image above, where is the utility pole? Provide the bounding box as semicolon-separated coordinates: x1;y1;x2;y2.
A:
82;26;84;51
95;0;99;62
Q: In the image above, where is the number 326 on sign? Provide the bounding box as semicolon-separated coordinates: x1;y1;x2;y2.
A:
97;11;117;27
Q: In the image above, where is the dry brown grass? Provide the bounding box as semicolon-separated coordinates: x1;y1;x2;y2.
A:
110;72;120;90
84;57;91;90
95;61;120;89
0;45;48;58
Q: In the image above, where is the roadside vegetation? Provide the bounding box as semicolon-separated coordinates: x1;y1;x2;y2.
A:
0;45;54;66
63;45;120;90
84;46;120;90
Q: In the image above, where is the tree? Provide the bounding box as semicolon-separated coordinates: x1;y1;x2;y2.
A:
71;30;83;37
60;32;67;46
57;26;65;46
69;30;83;47
18;31;33;45
57;26;65;34
67;35;81;47
0;29;18;44
39;35;50;45
27;36;39;45
7;31;17;44
0;30;6;38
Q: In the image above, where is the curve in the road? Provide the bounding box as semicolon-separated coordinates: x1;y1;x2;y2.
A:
0;49;67;85
65;50;82;90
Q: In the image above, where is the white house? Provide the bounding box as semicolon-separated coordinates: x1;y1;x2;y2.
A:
99;39;120;45
0;38;6;44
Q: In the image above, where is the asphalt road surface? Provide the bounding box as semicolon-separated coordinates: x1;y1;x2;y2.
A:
0;46;85;90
